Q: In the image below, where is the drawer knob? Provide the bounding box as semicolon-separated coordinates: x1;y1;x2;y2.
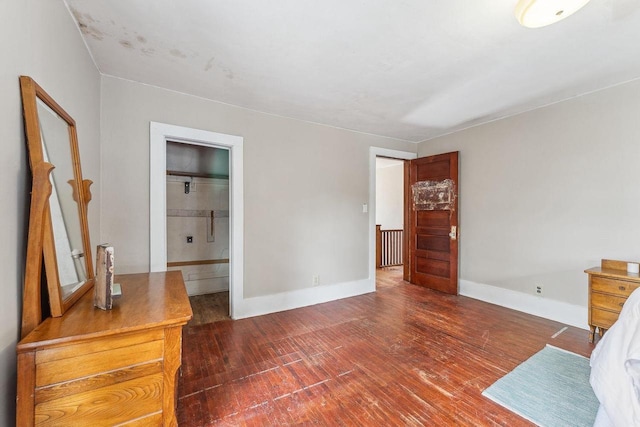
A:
619;286;626;291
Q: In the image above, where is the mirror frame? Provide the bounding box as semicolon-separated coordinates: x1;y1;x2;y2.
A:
20;76;94;337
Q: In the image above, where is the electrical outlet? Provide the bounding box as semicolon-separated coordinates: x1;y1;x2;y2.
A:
312;275;320;286
535;284;543;296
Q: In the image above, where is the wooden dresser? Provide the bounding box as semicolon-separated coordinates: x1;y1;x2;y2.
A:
16;271;192;426
585;259;640;343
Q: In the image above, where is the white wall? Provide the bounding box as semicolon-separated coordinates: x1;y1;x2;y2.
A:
0;0;100;423
166;176;230;295
418;78;640;324
375;162;404;230
100;76;416;302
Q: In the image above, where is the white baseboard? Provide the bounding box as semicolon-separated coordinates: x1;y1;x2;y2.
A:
227;276;588;329
185;277;229;296
232;277;376;319
460;279;589;330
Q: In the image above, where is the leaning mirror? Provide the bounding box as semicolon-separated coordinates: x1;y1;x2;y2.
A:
20;76;94;334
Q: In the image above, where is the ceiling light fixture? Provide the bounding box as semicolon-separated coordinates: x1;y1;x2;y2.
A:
515;0;591;28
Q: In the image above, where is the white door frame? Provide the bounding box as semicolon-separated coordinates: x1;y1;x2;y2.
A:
149;122;243;318
368;147;416;281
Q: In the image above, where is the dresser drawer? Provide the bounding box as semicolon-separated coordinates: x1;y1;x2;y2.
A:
591;292;627;312
36;330;164;387
590;308;620;329
32;329;166;426
591;276;639;297
34;372;163;426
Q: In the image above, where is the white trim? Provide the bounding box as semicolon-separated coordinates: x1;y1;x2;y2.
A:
149;122;244;318
233;278;372;319
368;147;417;282
460;279;589;330
184;278;229;296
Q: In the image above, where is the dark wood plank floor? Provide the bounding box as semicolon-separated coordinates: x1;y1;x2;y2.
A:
178;267;595;426
189;292;231;326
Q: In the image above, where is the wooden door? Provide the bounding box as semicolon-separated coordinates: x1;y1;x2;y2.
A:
404;152;459;294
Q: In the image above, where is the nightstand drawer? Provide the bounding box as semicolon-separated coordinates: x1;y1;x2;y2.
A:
591;276;639;297
591;292;627;312
591;308;619;329
585;262;640;343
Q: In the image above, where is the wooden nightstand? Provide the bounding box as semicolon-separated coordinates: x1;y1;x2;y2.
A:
585;259;640;343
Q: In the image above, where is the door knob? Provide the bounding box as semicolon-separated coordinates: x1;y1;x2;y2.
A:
449;226;457;240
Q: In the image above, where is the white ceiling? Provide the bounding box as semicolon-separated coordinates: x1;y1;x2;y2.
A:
65;0;640;142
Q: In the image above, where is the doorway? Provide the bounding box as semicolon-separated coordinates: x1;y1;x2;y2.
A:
369;148;416;288
149;122;244;319
375;157;405;284
165;142;230;321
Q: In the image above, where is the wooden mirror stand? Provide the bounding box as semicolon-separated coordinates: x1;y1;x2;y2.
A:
17;77;193;427
20;76;94;338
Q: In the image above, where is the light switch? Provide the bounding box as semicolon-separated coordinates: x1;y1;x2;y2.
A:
362;203;368;213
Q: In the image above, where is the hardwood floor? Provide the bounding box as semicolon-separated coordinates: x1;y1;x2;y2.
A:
189;292;231;325
178;268;595;426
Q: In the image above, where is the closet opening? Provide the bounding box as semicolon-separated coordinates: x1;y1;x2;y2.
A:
165;141;230;322
149;122;243;319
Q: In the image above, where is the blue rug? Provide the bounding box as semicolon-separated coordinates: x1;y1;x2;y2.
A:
482;345;599;427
